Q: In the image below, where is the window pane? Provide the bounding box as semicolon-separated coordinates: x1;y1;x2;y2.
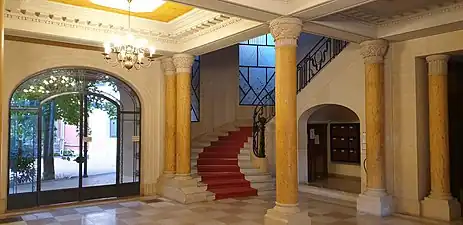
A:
239;45;257;66
248;35;267;45
239;67;251;103
249;68;266;104
266;34;275;46
239;33;275;106
109;119;117;138
258;46;275;67
191;57;200;122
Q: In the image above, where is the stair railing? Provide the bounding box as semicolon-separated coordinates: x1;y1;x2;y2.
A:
297;37;349;92
252;94;275;158
252;37;349;158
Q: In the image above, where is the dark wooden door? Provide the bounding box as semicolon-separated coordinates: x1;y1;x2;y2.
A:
307;123;328;182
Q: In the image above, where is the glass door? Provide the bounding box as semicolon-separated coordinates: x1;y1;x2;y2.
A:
37;94;81;205
7;68;142;210
80;94;119;200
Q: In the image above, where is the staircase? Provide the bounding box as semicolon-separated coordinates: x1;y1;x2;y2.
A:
252;37;349;156
191;123;274;200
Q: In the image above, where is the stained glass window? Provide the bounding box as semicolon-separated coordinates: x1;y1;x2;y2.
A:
239;34;275;105
191;56;200;122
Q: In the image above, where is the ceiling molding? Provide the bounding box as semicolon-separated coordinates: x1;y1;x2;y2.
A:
178;17;242;41
378;1;463;27
4;7;241;44
4;8;176;44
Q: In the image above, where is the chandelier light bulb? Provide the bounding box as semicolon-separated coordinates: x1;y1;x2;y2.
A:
148;46;156;56
103;42;111;54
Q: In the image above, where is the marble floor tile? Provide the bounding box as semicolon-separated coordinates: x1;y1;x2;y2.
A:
2;192;462;225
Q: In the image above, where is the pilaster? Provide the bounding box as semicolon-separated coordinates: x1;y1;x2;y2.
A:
161;57;176;177
0;0;6;214
421;54;461;221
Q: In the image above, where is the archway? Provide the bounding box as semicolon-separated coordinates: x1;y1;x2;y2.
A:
304;104;361;194
7;67;141;210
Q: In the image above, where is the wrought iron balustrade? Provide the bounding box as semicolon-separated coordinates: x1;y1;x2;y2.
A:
297;37;348;92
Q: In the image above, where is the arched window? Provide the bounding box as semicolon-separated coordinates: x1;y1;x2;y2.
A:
239;34;275;106
8;67;141;210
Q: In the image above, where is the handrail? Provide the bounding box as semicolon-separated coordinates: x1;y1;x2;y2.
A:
252;37;348;158
252;93;274;158
297;37;348;92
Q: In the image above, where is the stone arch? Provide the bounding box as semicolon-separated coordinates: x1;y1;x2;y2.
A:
298;103;364;192
7;66;142;108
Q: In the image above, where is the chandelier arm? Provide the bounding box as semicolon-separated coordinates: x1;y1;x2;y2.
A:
104;56;120;65
140;59;154;69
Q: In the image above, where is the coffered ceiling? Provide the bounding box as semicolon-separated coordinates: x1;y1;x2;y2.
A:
335;0;461;25
171;0;463;42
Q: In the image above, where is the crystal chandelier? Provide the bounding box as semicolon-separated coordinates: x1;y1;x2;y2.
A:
102;0;157;70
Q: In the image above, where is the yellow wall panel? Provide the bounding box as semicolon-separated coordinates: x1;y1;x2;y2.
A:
48;0;193;22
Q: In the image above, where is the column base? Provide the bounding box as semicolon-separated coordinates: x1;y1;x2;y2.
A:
357;189;393;216
421;197;461;221
0;198;5;214
157;175;214;204
264;204;311;225
155;173;175;194
141;183;156;196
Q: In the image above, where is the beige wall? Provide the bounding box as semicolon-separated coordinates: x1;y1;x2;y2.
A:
265;44;367;191
191;45;253;138
0;40;165;205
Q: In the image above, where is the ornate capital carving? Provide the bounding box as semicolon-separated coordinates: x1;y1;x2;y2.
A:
173;54;195;73
269;17;302;47
161;57;176;75
426;54;449;76
360;39;389;63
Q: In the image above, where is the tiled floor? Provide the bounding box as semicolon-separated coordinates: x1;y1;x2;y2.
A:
1;193;461;225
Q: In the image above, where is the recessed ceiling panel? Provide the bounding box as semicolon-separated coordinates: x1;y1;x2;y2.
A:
48;0;194;22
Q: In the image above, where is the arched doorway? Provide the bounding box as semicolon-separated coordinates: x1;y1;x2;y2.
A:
306;104;361;194
7;68;141;210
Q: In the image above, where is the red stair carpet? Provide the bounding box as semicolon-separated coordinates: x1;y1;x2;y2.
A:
197;127;257;200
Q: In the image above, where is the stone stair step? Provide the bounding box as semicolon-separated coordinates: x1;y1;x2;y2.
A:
192;142;211;148
240;168;261;174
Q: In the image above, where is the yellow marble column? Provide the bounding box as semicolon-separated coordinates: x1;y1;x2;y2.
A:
361;40;388;193
265;17;307;225
161;58;177;177
421;55;461;221
173;54;194;179
357;40;393;217
0;0;5;214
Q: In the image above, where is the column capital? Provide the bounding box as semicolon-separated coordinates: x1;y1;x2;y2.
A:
173;54;194;73
426;54;450;76
161;57;176;76
360;39;388;63
269;17;302;47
